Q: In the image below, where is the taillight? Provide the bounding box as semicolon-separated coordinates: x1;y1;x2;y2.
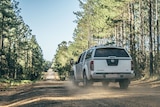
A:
131;60;134;70
90;61;94;71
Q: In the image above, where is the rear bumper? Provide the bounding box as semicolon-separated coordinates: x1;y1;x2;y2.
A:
91;72;135;80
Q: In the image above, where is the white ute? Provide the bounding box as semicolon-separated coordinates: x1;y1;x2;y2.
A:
71;45;135;89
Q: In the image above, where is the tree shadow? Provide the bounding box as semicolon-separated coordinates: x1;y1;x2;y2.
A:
0;83;71;106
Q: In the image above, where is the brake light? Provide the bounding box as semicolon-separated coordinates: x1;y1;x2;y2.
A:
90;61;94;71
131;60;134;70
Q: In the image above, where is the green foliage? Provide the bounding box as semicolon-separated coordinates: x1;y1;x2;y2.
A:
0;0;45;81
53;0;160;79
43;60;52;72
0;78;32;87
10;80;32;86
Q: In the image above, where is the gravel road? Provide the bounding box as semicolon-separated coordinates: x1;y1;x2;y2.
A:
0;79;160;107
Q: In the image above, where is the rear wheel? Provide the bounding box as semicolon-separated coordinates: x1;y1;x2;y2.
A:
83;72;92;87
119;79;130;89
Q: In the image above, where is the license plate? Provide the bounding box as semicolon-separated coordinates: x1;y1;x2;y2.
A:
105;74;118;78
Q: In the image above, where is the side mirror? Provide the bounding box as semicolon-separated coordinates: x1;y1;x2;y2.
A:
70;59;74;65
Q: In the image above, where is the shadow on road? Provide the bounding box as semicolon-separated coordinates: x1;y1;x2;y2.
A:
0;81;71;106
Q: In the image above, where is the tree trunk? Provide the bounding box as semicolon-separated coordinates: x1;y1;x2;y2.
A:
140;0;144;53
0;13;5;76
149;0;153;76
129;3;133;56
115;25;118;45
156;0;160;74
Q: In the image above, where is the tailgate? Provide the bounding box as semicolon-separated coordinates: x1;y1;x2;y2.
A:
94;58;132;73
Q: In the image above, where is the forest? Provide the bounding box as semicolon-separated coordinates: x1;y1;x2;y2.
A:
0;0;51;82
53;0;160;79
1;0;160;82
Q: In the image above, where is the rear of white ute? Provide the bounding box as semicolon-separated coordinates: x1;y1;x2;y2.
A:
89;47;135;89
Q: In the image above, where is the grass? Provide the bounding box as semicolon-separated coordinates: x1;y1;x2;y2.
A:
141;73;160;82
0;78;32;88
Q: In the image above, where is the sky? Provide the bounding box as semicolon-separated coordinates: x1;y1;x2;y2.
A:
17;0;80;61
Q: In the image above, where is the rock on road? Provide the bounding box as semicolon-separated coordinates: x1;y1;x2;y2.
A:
0;80;160;107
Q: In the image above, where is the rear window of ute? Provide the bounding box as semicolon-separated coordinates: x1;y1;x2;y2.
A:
94;48;129;57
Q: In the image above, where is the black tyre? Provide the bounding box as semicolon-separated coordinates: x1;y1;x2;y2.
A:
119;79;130;89
83;72;88;87
83;72;92;87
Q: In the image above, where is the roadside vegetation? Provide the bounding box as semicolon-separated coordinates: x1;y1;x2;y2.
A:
53;0;160;80
0;0;51;86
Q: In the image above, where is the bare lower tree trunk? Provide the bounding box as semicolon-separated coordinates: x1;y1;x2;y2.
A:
129;3;133;56
140;0;144;52
149;0;153;76
156;0;160;74
115;25;118;45
156;0;159;56
0;14;5;76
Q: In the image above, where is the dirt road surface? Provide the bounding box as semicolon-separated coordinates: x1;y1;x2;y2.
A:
0;79;160;107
